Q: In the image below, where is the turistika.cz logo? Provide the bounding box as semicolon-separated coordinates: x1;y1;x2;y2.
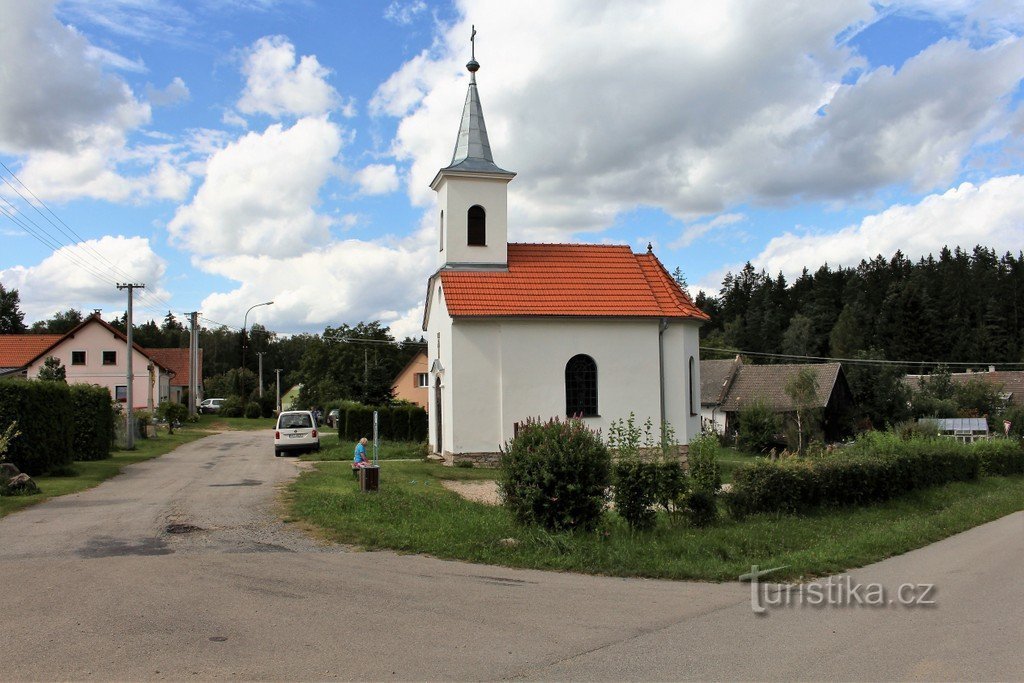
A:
739;565;936;614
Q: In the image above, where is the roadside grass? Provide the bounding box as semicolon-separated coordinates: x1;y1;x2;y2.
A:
300;438;426;462
0;427;211;518
195;414;276;431
288;460;1024;582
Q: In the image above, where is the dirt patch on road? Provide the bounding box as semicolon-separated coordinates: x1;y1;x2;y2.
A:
442;480;501;506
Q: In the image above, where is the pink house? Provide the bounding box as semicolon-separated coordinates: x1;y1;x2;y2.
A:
0;314;191;410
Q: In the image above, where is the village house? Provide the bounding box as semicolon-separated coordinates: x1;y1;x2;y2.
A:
700;357;854;443
390;348;429;411
0;313;200;410
422;47;707;464
904;367;1024;407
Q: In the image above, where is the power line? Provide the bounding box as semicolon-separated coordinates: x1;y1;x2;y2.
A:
0;162;181;318
699;346;1024;368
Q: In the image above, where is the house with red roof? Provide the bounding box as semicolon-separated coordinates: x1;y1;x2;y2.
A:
0;313;200;410
422;50;708;463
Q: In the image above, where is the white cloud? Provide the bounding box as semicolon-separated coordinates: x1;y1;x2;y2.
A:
384;0;427;26
0;1;150;155
373;1;1024;239
354;163;400;195
671;213;746;249
168;117;343;257
752;174;1024;280
196;238;433;338
237;35;340;118
146;77;190;107
0;235;168;319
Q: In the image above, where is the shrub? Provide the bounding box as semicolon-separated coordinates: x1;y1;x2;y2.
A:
499;417;611;532
219;396;244;418
973;439;1024;476
244;401;262;419
157;401;189;434
0;379;73;475
684;489;718;527
688;434;722;494
613;460;659;530
728;433;984;517
70;385;115;460
337;403;427;442
736;397;781;454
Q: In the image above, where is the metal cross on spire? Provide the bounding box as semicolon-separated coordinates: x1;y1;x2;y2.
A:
471;24;476;60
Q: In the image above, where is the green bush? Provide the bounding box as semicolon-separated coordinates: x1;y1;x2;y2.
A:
244;401;262;419
69;384;115;461
684;489;719;527
498;417;611;532
688;434;722;493
613;460;660;530
973;439;1024;475
219;396;244;418
0;379;74;475
736;397;781;454
157;401;188;426
337;403;427;442
728;433;985;516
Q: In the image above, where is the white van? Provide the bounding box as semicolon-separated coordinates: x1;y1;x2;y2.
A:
274;410;321;457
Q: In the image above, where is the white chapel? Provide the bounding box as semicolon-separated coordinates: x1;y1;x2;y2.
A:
423;36;708;463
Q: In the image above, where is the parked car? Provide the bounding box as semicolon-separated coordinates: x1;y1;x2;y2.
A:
326;408;340;428
274;410;321;457
199;398;225;414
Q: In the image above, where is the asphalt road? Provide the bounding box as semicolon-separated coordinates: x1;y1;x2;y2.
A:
0;430;1021;681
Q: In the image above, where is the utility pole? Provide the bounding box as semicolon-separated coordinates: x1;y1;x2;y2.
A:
257;352;266;398
117;283;145;449
275;368;283;413
187;311;199;417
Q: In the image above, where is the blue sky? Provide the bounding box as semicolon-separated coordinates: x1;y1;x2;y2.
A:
1;1;1023;338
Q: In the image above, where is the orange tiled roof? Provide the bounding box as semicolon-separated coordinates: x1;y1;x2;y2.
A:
144;347;202;387
0;335;62;369
437;243;709;319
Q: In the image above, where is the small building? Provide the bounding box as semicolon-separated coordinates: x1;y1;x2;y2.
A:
391;349;429;411
422;43;708;463
919;417;990;442
701;358;854;443
0;313;201;410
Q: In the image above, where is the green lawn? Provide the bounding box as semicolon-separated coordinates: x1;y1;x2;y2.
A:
287;460;1024;582
0;426;212;518
718;447;760;483
300;438;426;462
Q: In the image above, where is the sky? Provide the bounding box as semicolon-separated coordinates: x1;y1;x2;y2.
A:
1;0;1023;340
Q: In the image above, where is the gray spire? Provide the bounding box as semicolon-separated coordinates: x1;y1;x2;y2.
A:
442;28;513;175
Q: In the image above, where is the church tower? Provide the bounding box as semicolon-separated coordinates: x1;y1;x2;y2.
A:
430;27;515;270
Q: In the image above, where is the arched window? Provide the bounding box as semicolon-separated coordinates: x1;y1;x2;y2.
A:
689;356;697;416
439;210;444;252
565;354;598;417
467;205;486;246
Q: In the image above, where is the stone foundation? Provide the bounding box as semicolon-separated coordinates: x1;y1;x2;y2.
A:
439;445;689;470
441;451;502;468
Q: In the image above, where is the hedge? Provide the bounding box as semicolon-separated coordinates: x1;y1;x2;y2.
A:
728;439;990;516
338;404;427;442
973;439;1024;475
69;384;115;461
0;380;75;475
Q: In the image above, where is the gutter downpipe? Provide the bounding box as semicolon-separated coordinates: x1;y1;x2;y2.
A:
658;318;669;427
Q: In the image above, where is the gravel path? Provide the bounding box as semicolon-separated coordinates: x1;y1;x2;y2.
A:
441;479;501;505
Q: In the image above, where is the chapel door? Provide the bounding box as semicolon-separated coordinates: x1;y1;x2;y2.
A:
434;376;443;454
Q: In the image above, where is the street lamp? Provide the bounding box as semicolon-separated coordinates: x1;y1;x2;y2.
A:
242;300;274;371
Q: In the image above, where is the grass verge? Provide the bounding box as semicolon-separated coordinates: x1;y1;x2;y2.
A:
0;426;211;518
288;460;1024;582
194;414;276;431
300;439;425;462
